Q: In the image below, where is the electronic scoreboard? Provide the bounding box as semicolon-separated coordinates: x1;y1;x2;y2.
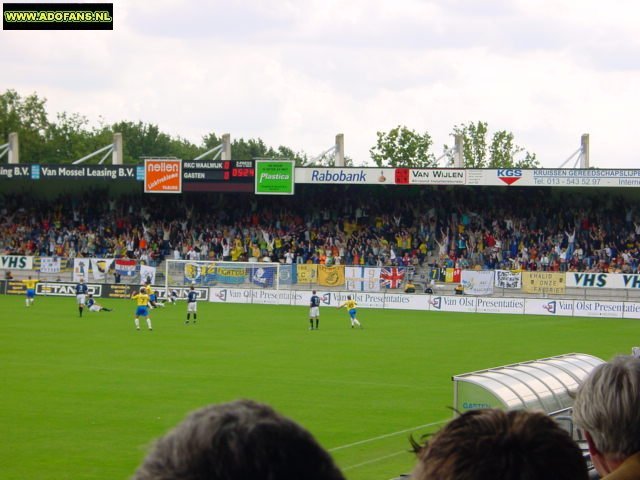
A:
182;160;255;192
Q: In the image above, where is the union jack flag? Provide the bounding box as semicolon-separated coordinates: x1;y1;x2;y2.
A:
380;267;405;289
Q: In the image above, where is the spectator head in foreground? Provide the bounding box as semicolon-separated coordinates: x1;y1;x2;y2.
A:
133;399;346;480
411;408;588;480
573;355;640;479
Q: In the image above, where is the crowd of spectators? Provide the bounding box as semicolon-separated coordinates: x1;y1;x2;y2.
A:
1;186;639;274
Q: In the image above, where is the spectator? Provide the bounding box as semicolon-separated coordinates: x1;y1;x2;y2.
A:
133;399;345;480
573;355;640;479
410;409;588;480
404;279;416;293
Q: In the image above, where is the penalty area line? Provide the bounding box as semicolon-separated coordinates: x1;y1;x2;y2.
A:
328;419;448;452
342;450;407;471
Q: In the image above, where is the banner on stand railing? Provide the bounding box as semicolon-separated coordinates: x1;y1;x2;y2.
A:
115;259;137;277
495;270;522;289
346;266;381;291
73;258;91;282
0;255;33;270
522;272;565;294
461;270;494;295
140;264;157;284
40;257;61;273
90;258;114;282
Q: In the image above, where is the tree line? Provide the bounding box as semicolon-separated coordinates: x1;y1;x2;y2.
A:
1;89;539;168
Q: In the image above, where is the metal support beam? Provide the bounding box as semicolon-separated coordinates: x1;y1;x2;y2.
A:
221;133;231;161
310;145;337;165
581;134;589;168
8;133;19;164
335;133;345;166
194;144;223;161
72;143;113;165
454;134;464;168
112;133;123;165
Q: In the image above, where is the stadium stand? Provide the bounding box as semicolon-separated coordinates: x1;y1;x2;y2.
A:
1;186;639;275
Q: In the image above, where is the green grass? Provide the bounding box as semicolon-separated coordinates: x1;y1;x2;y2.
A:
1;295;637;480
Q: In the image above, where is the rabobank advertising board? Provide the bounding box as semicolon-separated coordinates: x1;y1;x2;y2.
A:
295;168;397;185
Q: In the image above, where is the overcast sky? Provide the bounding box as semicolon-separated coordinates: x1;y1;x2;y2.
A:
3;0;639;167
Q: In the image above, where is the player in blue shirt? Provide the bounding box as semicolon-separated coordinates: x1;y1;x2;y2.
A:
186;285;198;325
76;279;88;317
86;294;112;312
309;290;321;330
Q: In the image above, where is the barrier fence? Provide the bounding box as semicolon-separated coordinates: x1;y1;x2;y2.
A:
3;279;640;320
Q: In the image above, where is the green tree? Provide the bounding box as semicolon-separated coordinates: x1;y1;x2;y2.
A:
0;89;50;163
447;121;539;168
46;112;96;163
369;125;436;167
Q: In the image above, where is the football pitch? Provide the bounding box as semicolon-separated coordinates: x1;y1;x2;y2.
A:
1;295;636;480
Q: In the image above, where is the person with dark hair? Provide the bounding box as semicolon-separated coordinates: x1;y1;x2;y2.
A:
86;293;112;312
309;290;321;330
131;287;152;331
75;277;88;316
132;399;346;480
573;355;640;479
410;408;588;480
404;279;416;293
22;275;38;307
185;284;197;325
337;295;361;328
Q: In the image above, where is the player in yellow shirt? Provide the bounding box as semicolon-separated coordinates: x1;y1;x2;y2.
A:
132;287;153;331
22;276;39;307
337;295;362;328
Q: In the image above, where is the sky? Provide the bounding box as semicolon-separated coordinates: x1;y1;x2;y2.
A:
2;0;640;168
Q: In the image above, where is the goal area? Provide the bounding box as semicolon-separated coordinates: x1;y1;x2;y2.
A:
164;260;281;291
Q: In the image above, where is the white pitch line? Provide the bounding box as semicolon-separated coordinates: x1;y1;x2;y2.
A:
328;419;448;452
342;450;407;471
